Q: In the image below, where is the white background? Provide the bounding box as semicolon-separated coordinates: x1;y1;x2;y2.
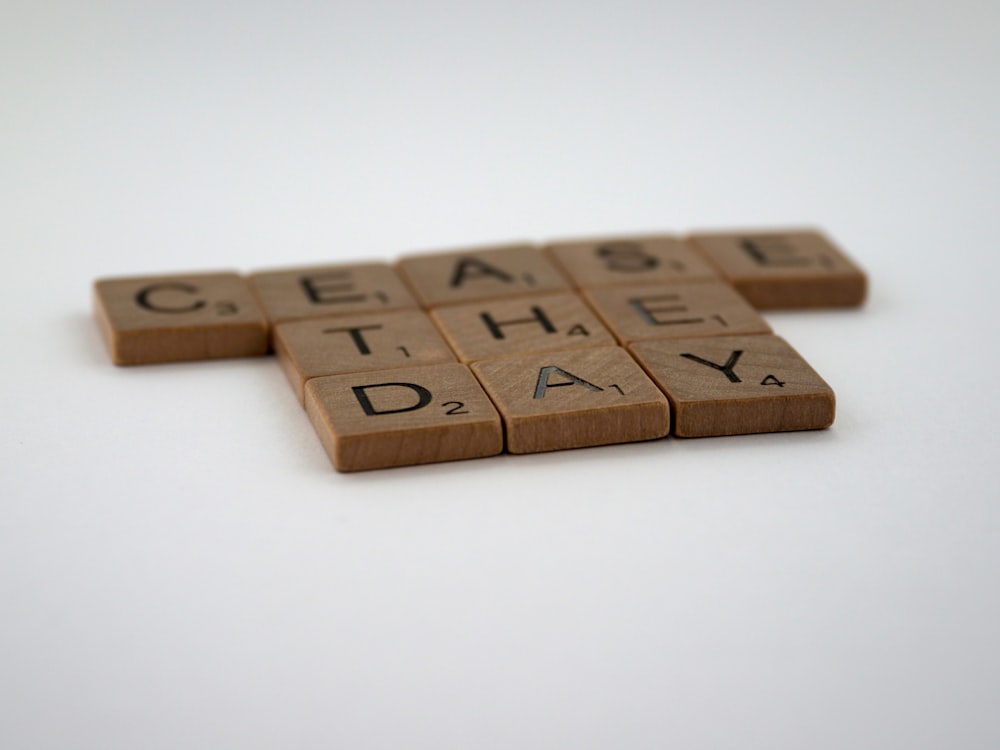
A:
3;1;999;748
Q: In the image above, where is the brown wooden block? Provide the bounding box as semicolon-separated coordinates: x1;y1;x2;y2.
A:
430;292;616;363
93;272;269;365
545;234;720;288
396;243;570;307
686;229;867;309
583;281;772;344
628;335;835;437
248;262;419;326
274;310;458;405
305;363;503;471
471;347;670;454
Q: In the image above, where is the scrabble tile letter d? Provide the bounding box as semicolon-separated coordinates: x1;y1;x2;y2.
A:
305;364;503;471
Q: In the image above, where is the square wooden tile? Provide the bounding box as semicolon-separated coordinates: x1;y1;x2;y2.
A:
471;347;670;454
305;363;504;472
545;234;720;288
629;335;835;437
274;310;458;404
94;272;269;365
430;292;617;363
248;262;419;326
686;229;867;308
396;243;570;307
583;281;772;344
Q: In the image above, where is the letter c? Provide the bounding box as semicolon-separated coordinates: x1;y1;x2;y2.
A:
135;283;207;313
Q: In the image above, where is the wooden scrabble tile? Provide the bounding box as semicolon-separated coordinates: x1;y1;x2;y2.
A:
545;234;720;288
583;281;772;344
628;335;835;437
686;229;867;308
248;262;419;326
430;292;617;363
305;363;503;471
93;272;269;365
397;243;570;307
471;347;670;454
274;310;458;404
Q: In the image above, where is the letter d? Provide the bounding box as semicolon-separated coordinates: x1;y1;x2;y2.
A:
351;383;433;416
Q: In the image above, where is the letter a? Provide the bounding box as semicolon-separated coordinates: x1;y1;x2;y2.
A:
449;258;514;287
533;366;604;399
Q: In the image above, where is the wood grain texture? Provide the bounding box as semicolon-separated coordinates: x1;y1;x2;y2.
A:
629;335;835;437
583;281;772;344
430;291;616;363
471;346;670;454
274;310;457;405
396;243;570;307
248;262;419;326
686;229;867;309
545;234;719;288
93;272;269;365
304;363;503;471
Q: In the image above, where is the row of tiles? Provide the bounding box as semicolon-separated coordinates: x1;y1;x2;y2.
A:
94;229;866;366
305;338;835;471
275;287;770;404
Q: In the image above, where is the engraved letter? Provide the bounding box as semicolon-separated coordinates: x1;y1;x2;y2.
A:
596;241;659;272
533;366;604;399
480;306;557;340
323;324;383;355
135;283;206;313
680;350;743;383
351;382;433;416
449;258;514;287
629;295;703;327
740;237;811;267
300;271;367;305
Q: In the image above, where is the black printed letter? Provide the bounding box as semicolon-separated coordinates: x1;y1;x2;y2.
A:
300;272;367;305
449;258;514;287
480;306;557;340
324;324;383;355
740;237;810;267
135;283;206;313
629;295;703;327
533;366;604;399
680;350;743;383
596;241;659;272
352;382;433;416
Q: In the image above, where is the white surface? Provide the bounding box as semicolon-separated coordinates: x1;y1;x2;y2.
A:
3;1;999;748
